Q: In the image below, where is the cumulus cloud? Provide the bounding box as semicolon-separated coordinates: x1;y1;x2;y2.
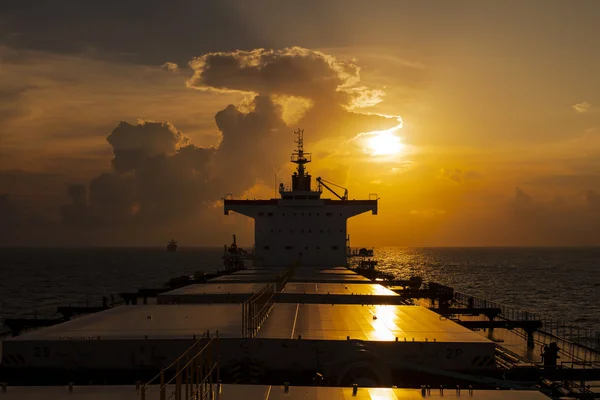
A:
60;121;217;227
59;93;291;233
188;47;361;101
107;120;190;173
187;47;399;140
3;46;401;245
161;62;180;72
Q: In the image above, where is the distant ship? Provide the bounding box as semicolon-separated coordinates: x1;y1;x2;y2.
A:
166;239;178;252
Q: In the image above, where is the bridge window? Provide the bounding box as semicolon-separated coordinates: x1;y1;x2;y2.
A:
263;246;270;250
267;212;273;217
271;229;274;233
308;230;312;233
309;213;312;216
317;246;320;250
285;246;293;250
258;212;264;216
320;229;323;233
326;212;332;216
304;246;308;250
331;245;339;250
282;212;285;216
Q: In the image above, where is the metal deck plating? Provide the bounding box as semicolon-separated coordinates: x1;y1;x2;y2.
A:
158;283;268;304
0;385;549;399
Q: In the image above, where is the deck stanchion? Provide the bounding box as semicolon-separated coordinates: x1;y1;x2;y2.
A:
176;362;182;400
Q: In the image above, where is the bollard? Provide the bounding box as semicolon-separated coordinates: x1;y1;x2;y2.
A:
352;384;358;396
1;383;7;392
284;382;289;393
68;382;74;392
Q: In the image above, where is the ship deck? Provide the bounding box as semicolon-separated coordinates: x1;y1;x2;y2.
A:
256;304;492;343
6;304;243;340
0;385;549;399
3;264;594;393
4;303;489;344
158;283;268;304
282;282;397;296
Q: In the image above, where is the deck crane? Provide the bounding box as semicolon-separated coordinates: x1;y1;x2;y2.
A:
316;177;348;200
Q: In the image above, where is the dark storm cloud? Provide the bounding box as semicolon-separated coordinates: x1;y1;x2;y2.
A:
107;121;190;173
59;94;288;231
211;95;288;195
3;46;397;244
60;121;216;227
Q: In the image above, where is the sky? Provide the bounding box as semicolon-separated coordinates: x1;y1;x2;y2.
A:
1;0;600;247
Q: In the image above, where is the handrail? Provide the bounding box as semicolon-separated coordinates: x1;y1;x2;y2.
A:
240;265;295;338
275;265;295;291
453;290;600;360
242;284;275;338
140;331;220;400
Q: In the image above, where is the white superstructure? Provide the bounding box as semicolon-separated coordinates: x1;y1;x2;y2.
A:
224;129;378;268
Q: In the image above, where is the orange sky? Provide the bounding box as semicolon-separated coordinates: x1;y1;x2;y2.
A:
1;1;600;246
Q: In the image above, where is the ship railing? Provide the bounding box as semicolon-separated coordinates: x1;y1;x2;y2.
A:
454;290;600;363
140;330;219;400
242;283;275;338
346;247;375;257
275;265;295;291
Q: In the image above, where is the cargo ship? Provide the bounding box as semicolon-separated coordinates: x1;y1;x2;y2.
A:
166;240;178;252
0;129;599;399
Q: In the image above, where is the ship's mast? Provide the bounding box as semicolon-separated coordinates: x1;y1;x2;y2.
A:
292;129;309;177
290;129;312;191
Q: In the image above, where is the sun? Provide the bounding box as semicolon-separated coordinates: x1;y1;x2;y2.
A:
365;131;404;156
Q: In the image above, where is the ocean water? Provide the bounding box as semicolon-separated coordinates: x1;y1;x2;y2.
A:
1;247;599;334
